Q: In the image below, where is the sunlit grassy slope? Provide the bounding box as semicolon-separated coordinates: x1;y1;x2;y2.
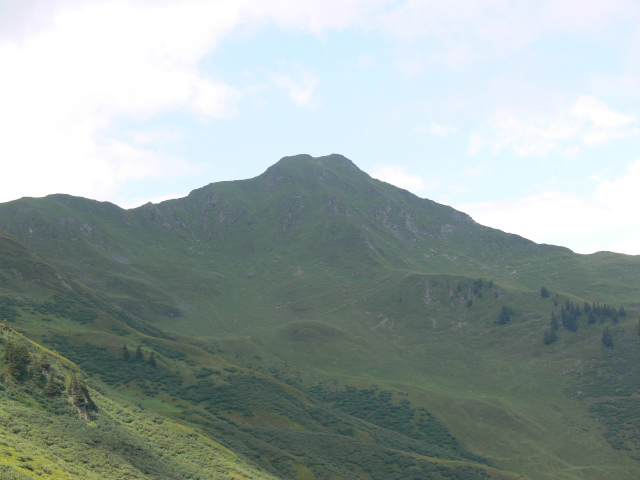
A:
1;154;640;479
0;322;279;479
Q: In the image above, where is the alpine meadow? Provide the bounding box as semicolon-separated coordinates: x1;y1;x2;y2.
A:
2;153;640;480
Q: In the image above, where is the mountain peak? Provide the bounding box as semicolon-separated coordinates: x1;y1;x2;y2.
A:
273;153;359;170
2;154;640;480
266;153;363;179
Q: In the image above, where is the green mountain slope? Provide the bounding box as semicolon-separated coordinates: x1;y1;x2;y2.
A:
1;154;639;479
0;324;280;480
2;155;638;333
0;226;516;479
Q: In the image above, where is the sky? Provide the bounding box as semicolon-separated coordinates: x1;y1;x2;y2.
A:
1;0;639;255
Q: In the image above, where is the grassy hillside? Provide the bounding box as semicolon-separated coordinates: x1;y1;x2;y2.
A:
0;227;519;479
1;155;637;333
1;154;639;479
0;324;281;480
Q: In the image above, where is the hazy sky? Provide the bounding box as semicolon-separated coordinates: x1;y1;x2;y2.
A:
2;0;639;255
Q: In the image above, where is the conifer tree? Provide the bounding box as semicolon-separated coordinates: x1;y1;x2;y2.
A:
4;339;32;378
67;371;87;406
1;319;11;335
498;306;513;325
561;306;578;332
44;371;59;396
36;352;51;372
148;352;157;368
550;312;559;331
543;327;557;345
122;345;130;361
135;346;144;361
66;371;78;395
602;327;613;349
540;286;550;298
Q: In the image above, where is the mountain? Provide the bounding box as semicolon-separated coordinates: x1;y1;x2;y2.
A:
0;224;514;480
0;229;280;479
1;153;639;480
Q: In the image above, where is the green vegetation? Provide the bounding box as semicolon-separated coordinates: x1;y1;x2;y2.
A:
591;398;640;453
543;327;557;345
3;339;31;379
1;154;640;479
602;327;613;348
498;306;513;325
308;385;489;464
43;371;59;396
569;331;640;460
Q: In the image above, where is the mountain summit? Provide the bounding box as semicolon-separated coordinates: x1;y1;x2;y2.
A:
1;154;640;479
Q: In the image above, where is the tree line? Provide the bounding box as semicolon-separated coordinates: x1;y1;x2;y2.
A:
122;344;157;367
1;320;94;418
542;296;628;348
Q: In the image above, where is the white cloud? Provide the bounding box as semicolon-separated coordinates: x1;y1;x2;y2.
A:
1;0;391;204
3;0;639;216
470;95;638;157
272;65;320;108
596;158;640;211
456;158;640;255
488;114;568;156
458;191;601;240
571;95;639;147
370;165;426;193
428;122;457;136
377;0;640;71
192;78;241;117
121;191;191;210
248;0;387;34
571;95;636;129
564;145;582;158
0;0;247;203
607;230;640;256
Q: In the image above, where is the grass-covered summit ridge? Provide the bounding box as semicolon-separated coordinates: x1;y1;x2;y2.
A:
1;153;640;479
2;153;638;332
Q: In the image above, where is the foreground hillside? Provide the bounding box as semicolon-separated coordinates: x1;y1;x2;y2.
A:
1;154;640;479
0;324;279;479
0;227;519;479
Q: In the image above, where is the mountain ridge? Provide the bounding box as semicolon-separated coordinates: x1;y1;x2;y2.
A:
4;154;637;316
1;153;640;479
